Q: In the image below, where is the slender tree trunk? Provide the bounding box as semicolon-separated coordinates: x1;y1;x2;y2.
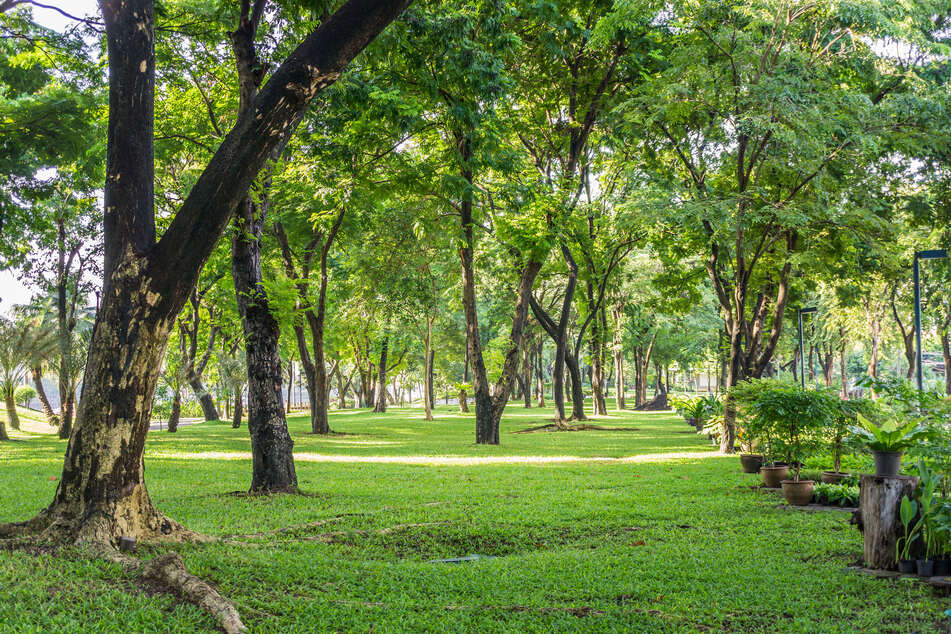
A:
942;328;951;396
373;337;388;413
839;327;849;399
458;346;470;413
4;390;19;431
168;388;181;433
868;314;880;382
535;338;545;408
521;333;532;408
423;319;433;421
232;391;243;429
32;366;59;426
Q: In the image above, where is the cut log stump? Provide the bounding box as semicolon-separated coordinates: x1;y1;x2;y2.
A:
859;474;918;571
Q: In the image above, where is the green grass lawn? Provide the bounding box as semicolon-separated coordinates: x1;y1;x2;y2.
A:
0;405;947;632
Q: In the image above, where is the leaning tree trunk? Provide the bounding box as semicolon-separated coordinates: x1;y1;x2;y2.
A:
565;352;586;421
188;376;219;422
168;388;181;433
859;475;919;570
31;367;59;427
4;390;19;431
535;339;545;408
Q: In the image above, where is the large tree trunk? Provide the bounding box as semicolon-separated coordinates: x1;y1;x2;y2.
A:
31;366;59;427
373;337;388;413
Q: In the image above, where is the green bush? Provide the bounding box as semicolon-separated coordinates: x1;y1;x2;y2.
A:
14;385;36;407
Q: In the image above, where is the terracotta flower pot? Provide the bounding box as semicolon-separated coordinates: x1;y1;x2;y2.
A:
740;454;764;474
761;465;789;488
820;471;850;485
781;479;815;506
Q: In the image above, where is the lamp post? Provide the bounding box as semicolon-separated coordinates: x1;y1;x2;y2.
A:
798;306;817;389
914;249;948;391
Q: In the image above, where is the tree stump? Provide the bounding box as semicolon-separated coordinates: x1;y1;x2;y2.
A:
859;474;918;570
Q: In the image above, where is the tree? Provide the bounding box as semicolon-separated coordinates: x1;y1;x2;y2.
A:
0;312;56;434
0;0;411;549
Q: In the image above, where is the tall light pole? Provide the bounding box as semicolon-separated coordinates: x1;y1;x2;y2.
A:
798;306;817;389
914;249;948;390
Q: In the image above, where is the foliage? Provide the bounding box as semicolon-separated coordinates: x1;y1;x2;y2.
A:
13;385;35;407
812;483;859;508
849;414;929;454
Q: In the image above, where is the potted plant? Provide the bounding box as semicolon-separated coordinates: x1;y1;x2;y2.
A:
849;414;928;477
915;461;942;577
821;399;871;484
896;494;919;574
776;389;833;506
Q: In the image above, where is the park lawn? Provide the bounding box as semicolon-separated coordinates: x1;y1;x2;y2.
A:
0;405;946;632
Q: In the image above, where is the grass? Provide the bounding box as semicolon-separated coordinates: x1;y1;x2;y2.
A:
0;404;947;632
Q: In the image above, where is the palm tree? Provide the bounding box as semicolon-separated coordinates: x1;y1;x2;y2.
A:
0;314;57;436
218;352;247;429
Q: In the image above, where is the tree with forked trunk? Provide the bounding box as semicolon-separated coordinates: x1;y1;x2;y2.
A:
0;0;411;548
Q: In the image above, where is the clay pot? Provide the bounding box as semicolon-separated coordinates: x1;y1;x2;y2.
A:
781;479;815;506
740;454;764;474
761;465;789;488
820;471;850;485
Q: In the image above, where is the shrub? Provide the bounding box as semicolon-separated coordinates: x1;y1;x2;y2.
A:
14;385;36;407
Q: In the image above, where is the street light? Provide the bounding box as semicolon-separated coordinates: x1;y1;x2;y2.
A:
914;249;948;390
798;306;817;389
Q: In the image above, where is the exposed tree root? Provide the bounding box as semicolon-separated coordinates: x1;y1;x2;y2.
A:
142;553;247;634
1;512;240;633
514;423;641;433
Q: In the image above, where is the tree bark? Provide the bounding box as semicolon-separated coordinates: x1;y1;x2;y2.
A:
373;336;388;413
859;475;919;570
423;318;433;421
942;329;951;396
535;337;545;408
31;366;59;426
521;333;532;408
4;391;19;431
168;388;181;433
232;391;243;429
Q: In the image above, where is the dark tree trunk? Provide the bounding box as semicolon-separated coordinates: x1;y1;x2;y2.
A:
535;338;545;408
423;319;433;421
839;327;849;399
232;391;243;429
455;133;541;443
566;352;585;420
942;328;951;396
429;348;436;410
32;366;59;427
373;337;388;413
521;332;532;408
167;388;181;433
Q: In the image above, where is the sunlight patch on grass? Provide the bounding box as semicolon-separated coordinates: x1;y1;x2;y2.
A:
150;450;725;466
